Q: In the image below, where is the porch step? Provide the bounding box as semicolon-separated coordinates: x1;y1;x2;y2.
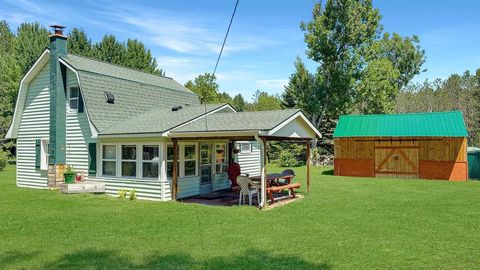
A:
59;182;106;194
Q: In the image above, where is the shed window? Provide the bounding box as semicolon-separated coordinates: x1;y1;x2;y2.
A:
142;145;159;178
102;145;116;176
121;145;136;177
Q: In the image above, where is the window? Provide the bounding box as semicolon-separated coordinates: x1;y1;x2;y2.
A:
40;139;49;171
142;145;159;178
166;144;174;178
184;144;197;176
121;145;136;177
215;144;227;173
69;87;79;110
240;143;251;153
102;145;116;176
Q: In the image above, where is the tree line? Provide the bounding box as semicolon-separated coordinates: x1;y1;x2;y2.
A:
0;21;164;153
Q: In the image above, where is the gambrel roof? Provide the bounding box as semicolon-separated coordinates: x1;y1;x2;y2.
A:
7;51;321;140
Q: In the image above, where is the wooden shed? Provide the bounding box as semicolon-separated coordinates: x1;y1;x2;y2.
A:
333;111;468;181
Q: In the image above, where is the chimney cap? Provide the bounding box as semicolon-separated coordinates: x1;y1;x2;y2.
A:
49;25;66;37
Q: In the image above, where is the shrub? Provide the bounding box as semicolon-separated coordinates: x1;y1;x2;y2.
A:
276;150;299;167
0;150;8;171
118;189;127;199
129;189;136;201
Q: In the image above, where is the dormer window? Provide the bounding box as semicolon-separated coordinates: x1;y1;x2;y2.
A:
69;87;79;110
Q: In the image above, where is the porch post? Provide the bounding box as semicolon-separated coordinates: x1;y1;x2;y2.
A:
261;137;268;208
172;138;178;200
306;139;311;193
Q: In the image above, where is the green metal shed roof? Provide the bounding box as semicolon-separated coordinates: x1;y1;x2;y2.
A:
333;111;468;138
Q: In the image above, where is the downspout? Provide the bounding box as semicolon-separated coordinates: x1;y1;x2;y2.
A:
255;134;266;209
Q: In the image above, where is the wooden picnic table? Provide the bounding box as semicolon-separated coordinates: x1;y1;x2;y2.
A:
250;173;299;204
250;173;294;186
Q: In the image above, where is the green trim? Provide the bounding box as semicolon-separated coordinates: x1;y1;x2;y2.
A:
88;143;97;175
35;139;41;169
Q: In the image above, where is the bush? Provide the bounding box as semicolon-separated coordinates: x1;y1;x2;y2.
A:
276;150;300;167
0;150;8;171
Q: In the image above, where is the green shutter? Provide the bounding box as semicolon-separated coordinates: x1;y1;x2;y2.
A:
78;90;84;113
88;143;97;175
35;139;41;169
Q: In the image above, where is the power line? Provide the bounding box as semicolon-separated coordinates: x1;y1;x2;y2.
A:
212;0;240;78
204;0;240;131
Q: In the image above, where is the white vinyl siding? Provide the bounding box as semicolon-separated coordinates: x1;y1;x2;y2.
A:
65;68;92;180
236;141;261;177
16;63;50;188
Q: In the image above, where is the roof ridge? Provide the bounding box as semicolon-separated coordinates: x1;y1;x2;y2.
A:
64;53;174;80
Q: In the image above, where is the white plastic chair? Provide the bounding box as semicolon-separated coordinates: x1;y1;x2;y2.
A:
237;175;259;206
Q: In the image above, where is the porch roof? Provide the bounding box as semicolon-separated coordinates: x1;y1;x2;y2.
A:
169;109;322;139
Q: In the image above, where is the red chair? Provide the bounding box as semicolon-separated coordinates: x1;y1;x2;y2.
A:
227;163;241;188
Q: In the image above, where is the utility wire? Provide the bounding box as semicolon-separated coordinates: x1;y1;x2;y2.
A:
204;0;240;131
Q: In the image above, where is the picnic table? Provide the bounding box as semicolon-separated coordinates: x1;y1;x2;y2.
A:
250;173;300;204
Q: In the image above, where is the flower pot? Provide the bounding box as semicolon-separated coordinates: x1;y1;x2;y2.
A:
64;172;76;184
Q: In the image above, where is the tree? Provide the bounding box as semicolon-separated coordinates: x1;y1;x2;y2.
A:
298;0;381;127
232;94;246;111
395;70;480;146
356;58;400;114
92;34;126;65
370;33;426;89
0;21;20;151
251;90;282;111
68;28;93;56
15;22;49;75
125;39;164;76
184;73;220;103
285;0;426;127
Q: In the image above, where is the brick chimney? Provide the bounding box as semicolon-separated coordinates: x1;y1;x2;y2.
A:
48;25;68;187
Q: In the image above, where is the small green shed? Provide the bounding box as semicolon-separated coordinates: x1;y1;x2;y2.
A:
467;147;480;179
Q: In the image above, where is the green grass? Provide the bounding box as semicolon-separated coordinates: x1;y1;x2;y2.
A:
1;165;479;269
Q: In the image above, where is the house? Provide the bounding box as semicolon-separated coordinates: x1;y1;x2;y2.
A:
6;26;321;206
333;111;468;181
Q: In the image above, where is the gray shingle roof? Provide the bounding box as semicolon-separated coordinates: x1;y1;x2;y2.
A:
102;104;231;135
171;109;301;133
61;54;201;133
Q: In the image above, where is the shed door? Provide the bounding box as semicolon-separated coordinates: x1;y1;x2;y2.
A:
375;147;419;179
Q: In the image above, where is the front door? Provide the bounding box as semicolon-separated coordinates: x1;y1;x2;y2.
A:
200;143;213;194
375;146;419;179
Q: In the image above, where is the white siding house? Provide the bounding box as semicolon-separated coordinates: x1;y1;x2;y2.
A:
7;28;320;205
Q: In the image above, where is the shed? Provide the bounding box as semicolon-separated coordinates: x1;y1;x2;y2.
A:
467;147;480;180
333;111;468;181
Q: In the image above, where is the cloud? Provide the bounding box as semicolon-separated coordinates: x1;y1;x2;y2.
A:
256;79;288;90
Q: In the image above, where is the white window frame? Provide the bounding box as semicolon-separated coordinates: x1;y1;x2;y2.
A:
101;144;117;177
141;145;160;179
182;143;198;177
120;144;137;178
215;143;227;174
68;87;79;112
40;139;49;171
239;142;252;153
166;143;174;179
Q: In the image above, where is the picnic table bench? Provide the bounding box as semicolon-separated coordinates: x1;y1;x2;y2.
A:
251;173;300;204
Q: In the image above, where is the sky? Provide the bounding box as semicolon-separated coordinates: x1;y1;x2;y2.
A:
1;0;480;100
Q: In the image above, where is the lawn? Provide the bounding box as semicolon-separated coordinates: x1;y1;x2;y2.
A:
1;165;479;270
